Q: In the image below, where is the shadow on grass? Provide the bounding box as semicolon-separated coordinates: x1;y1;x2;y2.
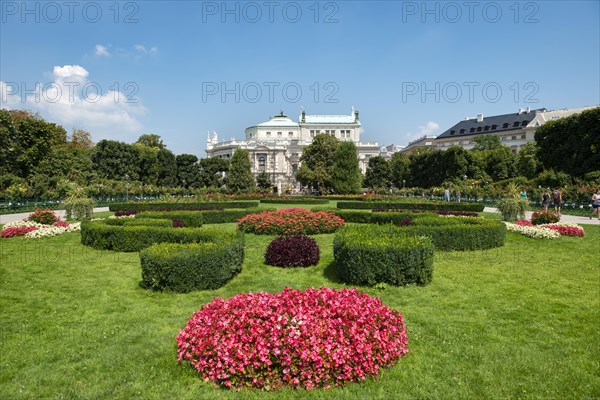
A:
323;260;342;284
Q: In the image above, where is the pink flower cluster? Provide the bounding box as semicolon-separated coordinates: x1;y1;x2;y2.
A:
177;287;409;390
543;225;585;237
0;225;38;238
237;208;345;235
514;219;533;227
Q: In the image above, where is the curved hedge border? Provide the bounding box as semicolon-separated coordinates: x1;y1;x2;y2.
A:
334;225;434;286
136;211;204;227
336;201;484;212
260;198;329;205
108;201;259;212
81;219;241;252
140;240;244;292
123;218;173;227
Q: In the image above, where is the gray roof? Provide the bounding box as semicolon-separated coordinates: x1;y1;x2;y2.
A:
437;108;547;139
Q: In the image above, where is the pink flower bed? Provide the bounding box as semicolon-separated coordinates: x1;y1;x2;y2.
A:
237;208;345;235
0;226;38;238
177;287;409;390
543;225;585;237
514;220;533;227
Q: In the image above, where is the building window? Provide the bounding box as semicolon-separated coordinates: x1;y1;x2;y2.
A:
460;129;465;134
277;132;282;136
288;132;293;136
266;132;271;137
512;135;517;140
491;125;497;130
503;123;509;128
450;130;455;135
501;136;507;141
476;127;482;132
258;156;266;172
513;122;519;127
470;128;475;133
484;126;489;131
521;134;526;139
425;142;432;146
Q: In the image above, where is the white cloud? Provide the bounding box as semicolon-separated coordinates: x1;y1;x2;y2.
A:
134;45;158;56
407;121;440;141
94;44;110;57
0;65;145;141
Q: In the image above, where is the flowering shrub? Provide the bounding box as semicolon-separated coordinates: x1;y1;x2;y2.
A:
531;210;560;225
504;222;561;239
28;208;58;225
177;287;409;390
237;208;345;235
514;219;533;227
1;225;38;238
265;235;320;267
540;223;585;237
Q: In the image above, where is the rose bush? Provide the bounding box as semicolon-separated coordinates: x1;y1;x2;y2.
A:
27;208;58;225
177;287;409;390
531;210;560;225
264;235;320;267
237;208;345;235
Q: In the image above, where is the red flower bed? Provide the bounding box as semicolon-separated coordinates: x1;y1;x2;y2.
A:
531;210;560;225
544;225;584;237
53;220;70;228
0;226;38;238
177;287;409;390
514;219;533;227
237;208;345;235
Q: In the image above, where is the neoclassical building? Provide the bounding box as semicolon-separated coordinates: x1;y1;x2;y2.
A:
205;108;381;189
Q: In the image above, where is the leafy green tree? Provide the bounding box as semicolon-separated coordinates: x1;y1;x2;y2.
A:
92;140;141;181
390;152;411;188
441;146;472;181
136;134;165;149
472;135;502;151
176;154;200;188
535;107;600;177
157;148;178;186
331;141;361;194
364;156;391;189
475;146;517;181
199;157;229;188
134;143;160;185
408;150;445;187
68;129;94;150
516;142;541;179
256;171;272;190
296;134;339;192
226;149;256;193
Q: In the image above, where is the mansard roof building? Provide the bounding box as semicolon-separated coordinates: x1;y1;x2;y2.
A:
205;108;381;189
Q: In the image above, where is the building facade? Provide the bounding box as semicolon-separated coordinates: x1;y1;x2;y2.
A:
205;108;381;188
435;106;595;152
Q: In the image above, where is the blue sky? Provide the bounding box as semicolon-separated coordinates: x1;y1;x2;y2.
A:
1;0;599;156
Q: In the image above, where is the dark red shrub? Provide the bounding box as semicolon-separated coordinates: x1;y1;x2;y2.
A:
172;219;185;228
265;235;320;267
177;287;409;390
115;210;138;217
398;218;412;227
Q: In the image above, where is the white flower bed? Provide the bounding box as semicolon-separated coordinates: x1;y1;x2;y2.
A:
24;223;81;239
2;220;45;229
503;222;561;239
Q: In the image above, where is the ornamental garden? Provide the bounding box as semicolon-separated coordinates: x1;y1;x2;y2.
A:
1;197;598;399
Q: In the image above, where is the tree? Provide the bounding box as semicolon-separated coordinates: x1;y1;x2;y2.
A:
472;135;502;151
157;148;178;186
256;171;272;191
331;141;361;194
389;152;410;188
199;157;229;188
364;156;391;189
408;150;445;187
92;140;141;181
175;154;200;188
226;149;256;193
535;107;600;177
134;143;160;185
441;146;471;181
475;146;517;181
69;129;94;150
136;134;165;149
516;142;542;179
296;134;339;192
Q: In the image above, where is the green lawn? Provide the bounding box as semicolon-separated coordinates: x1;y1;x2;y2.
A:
0;220;599;399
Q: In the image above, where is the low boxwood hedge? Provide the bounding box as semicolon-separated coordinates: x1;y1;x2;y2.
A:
108;201;259;212
336;201;484;212
333;225;434;286
136;211;204;227
140;240;244;292
201;208;277;224
123;218;173;227
370;211;438;225
81;219;241;252
260;198;329;205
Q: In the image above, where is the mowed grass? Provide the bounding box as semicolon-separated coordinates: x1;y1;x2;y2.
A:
0;219;599;399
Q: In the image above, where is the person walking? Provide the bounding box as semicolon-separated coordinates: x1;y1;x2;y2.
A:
444;188;450;202
520;189;528;201
542;189;550;212
456;190;461;202
591;189;600;220
552;188;562;215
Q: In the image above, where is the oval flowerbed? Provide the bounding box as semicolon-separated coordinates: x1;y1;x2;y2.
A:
237;208;345;235
177;287;409;390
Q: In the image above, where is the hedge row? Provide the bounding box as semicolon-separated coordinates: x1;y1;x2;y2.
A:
81;219;241;252
123;218;173;228
108;201;259;212
140;240;244;293
260;198;329;205
336;201;484;212
333;225;434;286
136;211;204;227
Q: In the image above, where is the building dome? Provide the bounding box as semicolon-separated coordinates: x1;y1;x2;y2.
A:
256;111;299;128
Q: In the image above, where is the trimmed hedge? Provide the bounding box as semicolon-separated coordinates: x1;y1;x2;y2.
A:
370;211;437;225
140;240;244;292
260;198;329;205
334;225;434;286
136;211;204;227
108;201;259;212
202;208;277;224
336;201;484;212
81;220;241;252
310;208;373;223
123;218;173;227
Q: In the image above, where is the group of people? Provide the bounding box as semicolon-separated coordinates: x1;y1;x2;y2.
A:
526;187;600;220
